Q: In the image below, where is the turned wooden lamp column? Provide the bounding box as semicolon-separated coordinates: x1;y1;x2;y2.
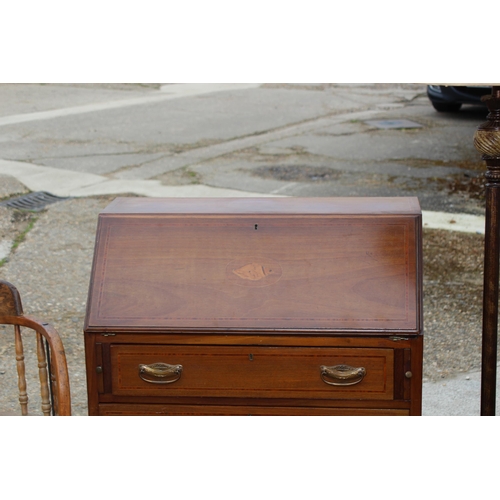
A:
474;85;500;416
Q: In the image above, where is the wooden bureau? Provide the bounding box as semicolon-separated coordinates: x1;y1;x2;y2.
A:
84;197;423;416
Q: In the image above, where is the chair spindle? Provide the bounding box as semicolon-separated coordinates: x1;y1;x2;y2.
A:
14;325;28;416
36;332;52;416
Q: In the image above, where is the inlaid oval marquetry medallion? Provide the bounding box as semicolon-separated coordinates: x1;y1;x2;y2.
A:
226;257;282;287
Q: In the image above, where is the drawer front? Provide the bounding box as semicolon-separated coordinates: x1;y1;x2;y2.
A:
99;404;408;416
110;345;394;400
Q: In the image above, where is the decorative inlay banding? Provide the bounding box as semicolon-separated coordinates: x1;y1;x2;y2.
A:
226;257;282;287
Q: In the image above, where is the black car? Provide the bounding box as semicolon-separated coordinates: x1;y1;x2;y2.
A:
427;85;491;112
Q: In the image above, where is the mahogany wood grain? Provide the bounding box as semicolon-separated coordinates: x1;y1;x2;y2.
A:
101;196;421;215
409;334;424;415
98;404;410;416
90;333;417;348
97;394;413;408
84;198;423;416
84;333;100;416
393;349;405;400
110;345;394;400
86;210;421;333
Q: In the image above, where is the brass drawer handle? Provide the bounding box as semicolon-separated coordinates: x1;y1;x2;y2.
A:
320;364;366;386
138;363;183;384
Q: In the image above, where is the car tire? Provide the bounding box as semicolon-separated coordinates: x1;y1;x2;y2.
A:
431;101;462;112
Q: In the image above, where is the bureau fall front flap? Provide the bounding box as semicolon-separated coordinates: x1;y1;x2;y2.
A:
84;197;422;334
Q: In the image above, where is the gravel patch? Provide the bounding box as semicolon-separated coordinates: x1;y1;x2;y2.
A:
0;196;113;415
422;228;486;381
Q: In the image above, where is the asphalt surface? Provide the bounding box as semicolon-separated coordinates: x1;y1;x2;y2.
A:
1;83;499;416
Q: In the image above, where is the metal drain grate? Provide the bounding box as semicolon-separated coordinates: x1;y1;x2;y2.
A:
0;192;69;211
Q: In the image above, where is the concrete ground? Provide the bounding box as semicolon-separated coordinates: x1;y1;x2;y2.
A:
0;82;498;415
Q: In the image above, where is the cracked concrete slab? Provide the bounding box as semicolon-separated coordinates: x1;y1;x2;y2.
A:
0;87;387;181
0;160;104;194
0;159;485;233
422;365;500;415
0;84;488;222
0;83;158;118
256;128;474;163
0;160;279;198
0;83;263;127
35;152;167;175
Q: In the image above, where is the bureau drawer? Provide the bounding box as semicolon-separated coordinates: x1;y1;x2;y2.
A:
110;345;394;400
99;404;408;416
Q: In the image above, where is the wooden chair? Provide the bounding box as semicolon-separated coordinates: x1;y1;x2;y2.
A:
0;280;71;416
